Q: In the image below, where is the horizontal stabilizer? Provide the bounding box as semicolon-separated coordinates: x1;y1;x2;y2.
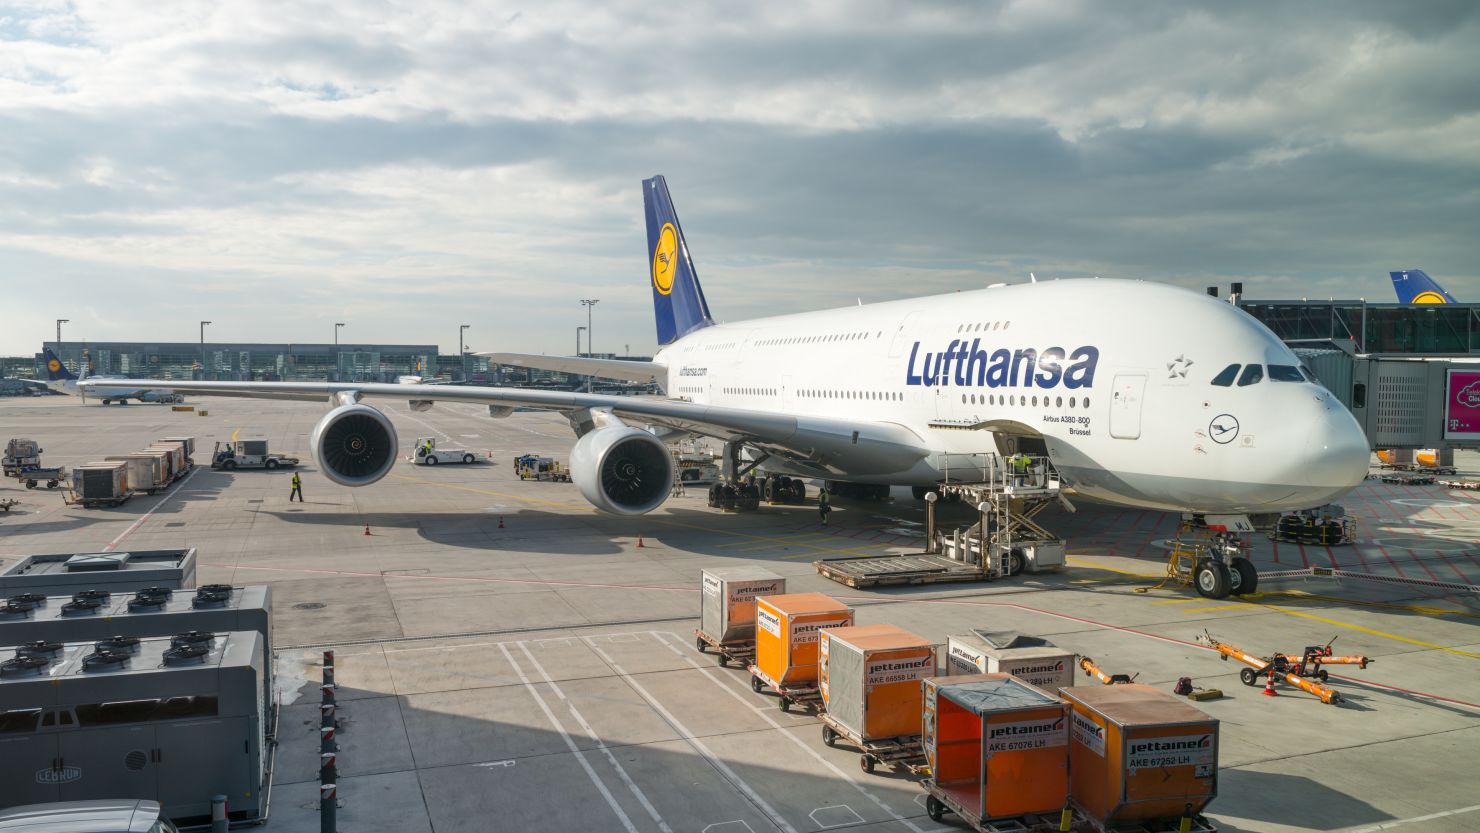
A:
479;353;666;386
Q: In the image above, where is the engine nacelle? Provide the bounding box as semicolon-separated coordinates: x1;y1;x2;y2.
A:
310;403;399;487
570;426;673;515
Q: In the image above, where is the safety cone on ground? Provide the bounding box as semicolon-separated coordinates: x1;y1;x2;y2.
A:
637;535;645;548
1263;673;1278;697
498;516;505;529
363;524;371;536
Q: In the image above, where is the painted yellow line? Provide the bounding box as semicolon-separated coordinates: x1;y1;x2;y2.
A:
1251;601;1480;661
728;537;839;553
231;427;240;442
1152;598;1205;605
1066;557;1160;579
715;533;834;549
1181;604;1253;613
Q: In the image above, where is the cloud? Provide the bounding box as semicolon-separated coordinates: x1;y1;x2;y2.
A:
0;0;1477;355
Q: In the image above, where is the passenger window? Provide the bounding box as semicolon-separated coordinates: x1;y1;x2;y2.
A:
1237;365;1264;387
1211;364;1240;387
1268;365;1304;382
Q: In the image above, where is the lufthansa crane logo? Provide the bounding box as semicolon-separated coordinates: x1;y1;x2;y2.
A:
1209;414;1240;444
1412;291;1446;304
652;223;678;296
47;358;61;372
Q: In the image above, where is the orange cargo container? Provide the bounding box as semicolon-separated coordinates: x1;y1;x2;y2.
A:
820;624;936;741
1062;684;1218;828
923;674;1069;823
753;593;853;689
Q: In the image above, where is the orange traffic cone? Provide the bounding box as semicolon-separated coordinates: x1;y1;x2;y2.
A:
498;517;505;529
637;535;646;548
1263;673;1278;697
363;524;371;536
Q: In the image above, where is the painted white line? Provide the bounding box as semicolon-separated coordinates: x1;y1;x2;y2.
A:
496;642;639;833
580;635;799;833
647;631;929;833
1345;803;1480;833
103;466;200;551
517;641;674;833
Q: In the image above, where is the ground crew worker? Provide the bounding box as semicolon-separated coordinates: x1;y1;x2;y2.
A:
423;439;433;457
289;471;303;502
818;485;831;526
1009;452;1030;487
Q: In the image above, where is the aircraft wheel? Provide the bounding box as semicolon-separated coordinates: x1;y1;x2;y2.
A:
1229;557;1259;595
1195;560;1232;599
791;481;806;502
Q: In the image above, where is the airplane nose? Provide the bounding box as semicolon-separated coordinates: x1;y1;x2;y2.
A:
1302;403;1369;493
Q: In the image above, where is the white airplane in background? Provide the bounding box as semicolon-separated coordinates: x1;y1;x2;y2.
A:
83;176;1369;520
31;348;184;404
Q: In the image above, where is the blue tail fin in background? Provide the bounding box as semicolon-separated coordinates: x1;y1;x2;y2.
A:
644;175;714;346
42;348;77;381
1390;270;1457;304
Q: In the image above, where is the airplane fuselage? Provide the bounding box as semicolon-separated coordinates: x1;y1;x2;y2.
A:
655;279;1369;514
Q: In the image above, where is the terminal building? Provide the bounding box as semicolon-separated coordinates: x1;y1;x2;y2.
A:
0;342;652;391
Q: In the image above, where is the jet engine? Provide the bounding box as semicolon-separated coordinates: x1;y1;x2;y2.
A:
310;403;399;487
569;425;673;515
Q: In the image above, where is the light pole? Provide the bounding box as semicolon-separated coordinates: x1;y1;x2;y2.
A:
199;321;212;379
580;299;599;357
56;319;69;345
335;322;344;346
576;326;586;357
459;324;470;378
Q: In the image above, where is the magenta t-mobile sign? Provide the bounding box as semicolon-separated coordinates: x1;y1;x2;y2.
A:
1444;370;1480;441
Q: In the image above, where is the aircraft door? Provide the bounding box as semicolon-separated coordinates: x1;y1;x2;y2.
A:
888;312;923;357
1109;374;1147;439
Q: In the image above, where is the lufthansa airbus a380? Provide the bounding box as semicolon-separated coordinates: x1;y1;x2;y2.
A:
83;176;1370;517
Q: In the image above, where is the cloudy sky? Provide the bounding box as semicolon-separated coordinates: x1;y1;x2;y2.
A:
2;1;1477;357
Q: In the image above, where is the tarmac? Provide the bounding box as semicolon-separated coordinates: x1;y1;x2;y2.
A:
1;394;1477;833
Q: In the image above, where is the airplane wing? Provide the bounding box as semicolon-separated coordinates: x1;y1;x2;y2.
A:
77;379;928;476
478;353;666;386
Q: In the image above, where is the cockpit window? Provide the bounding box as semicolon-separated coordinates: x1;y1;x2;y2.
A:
1211;364;1240;387
1237;364;1264;386
1268;364;1304;382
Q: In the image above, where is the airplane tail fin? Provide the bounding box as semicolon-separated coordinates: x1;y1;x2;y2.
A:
42;348;77;382
644;175;715;346
1389;270;1457;304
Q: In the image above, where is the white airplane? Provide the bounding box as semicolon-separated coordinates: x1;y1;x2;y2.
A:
31;349;184;404
82;176;1369;518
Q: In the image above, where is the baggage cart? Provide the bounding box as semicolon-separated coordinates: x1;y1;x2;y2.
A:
750;592;853;711
921;674;1070;831
819;712;927;774
16;466;65;490
105;455;163;494
66;462;130;507
694;567;785;666
819;623;936;773
946;630;1075;692
1061;684;1219;833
